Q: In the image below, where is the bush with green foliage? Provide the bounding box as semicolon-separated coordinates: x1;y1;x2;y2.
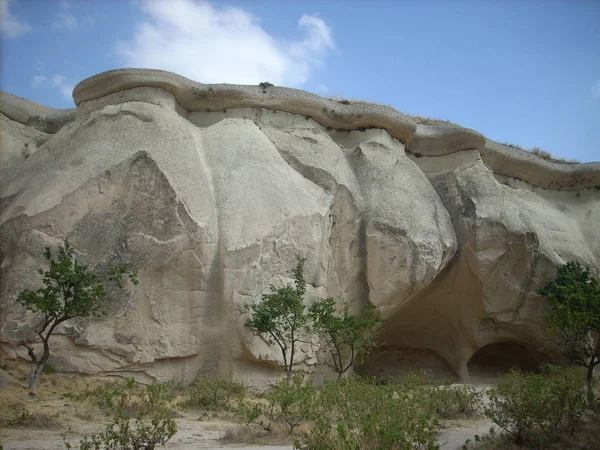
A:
309;298;383;379
296;376;441;450
77;381;127;409
64;378;177;450
182;373;245;411
427;384;483;420
16;240;137;389
241;374;315;434
265;374;315;433
259;81;274;89
538;260;600;410
484;365;587;448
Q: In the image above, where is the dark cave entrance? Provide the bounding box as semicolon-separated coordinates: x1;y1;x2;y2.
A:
466;341;548;383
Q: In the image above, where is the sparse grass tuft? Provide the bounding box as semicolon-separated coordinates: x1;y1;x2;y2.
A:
500;142;579;164
76;380;126;410
0;398;61;429
408;114;458;126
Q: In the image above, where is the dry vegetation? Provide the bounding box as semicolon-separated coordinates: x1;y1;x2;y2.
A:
326;96;579;166
406;114;458;125
500;142;579;164
1;360;598;450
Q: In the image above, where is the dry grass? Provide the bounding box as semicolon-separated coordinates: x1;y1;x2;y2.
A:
0;397;62;429
219;422;306;446
323;95;581;167
407;115;458;126
327;97;460;127
500;142;580;164
0;360;116;431
326;96;395;109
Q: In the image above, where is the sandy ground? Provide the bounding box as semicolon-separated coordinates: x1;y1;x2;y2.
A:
437;418;496;449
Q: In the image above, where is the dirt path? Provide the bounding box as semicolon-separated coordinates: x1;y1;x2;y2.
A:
437;418;496;449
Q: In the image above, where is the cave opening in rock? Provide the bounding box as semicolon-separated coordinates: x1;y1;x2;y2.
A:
467;341;548;383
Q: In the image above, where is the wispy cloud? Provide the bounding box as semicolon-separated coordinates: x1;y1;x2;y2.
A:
115;0;334;86
593;79;600;99
52;0;94;31
32;73;74;101
32;75;47;87
52;75;74;100
0;0;32;38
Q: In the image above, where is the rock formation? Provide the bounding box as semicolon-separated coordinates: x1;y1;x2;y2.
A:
1;69;598;387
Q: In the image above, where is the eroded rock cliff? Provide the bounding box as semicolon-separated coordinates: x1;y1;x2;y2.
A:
1;69;598;387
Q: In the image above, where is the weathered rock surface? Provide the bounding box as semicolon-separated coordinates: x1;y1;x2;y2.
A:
1;69;598;387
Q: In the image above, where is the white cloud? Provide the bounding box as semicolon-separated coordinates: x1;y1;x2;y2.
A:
52;12;77;30
1;0;32;38
593;79;600;99
51;74;73;100
52;75;66;86
59;83;75;100
33;73;73;100
51;0;94;31
32;75;47;87
115;0;334;86
52;0;78;30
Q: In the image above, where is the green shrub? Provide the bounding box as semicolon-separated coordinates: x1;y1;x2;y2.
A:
484;365;587;448
265;374;315;433
77;381;125;409
182;373;245;411
296;376;441;450
241;374;314;434
427;384;483;419
379;372;482;420
64;379;177;450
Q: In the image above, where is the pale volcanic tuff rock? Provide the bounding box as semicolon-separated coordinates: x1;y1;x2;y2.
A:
0;69;598;386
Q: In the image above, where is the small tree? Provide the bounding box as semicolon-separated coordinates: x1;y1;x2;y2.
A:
538;261;600;410
16;240;137;389
309;298;383;379
245;257;311;379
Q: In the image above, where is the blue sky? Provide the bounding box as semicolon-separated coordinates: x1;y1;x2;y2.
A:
1;0;599;162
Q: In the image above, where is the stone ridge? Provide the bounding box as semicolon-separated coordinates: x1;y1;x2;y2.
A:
72;68;417;143
0;91;75;133
2;68;599;190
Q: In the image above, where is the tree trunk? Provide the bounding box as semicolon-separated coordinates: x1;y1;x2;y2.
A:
29;361;45;390
586;360;597;411
29;339;50;390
